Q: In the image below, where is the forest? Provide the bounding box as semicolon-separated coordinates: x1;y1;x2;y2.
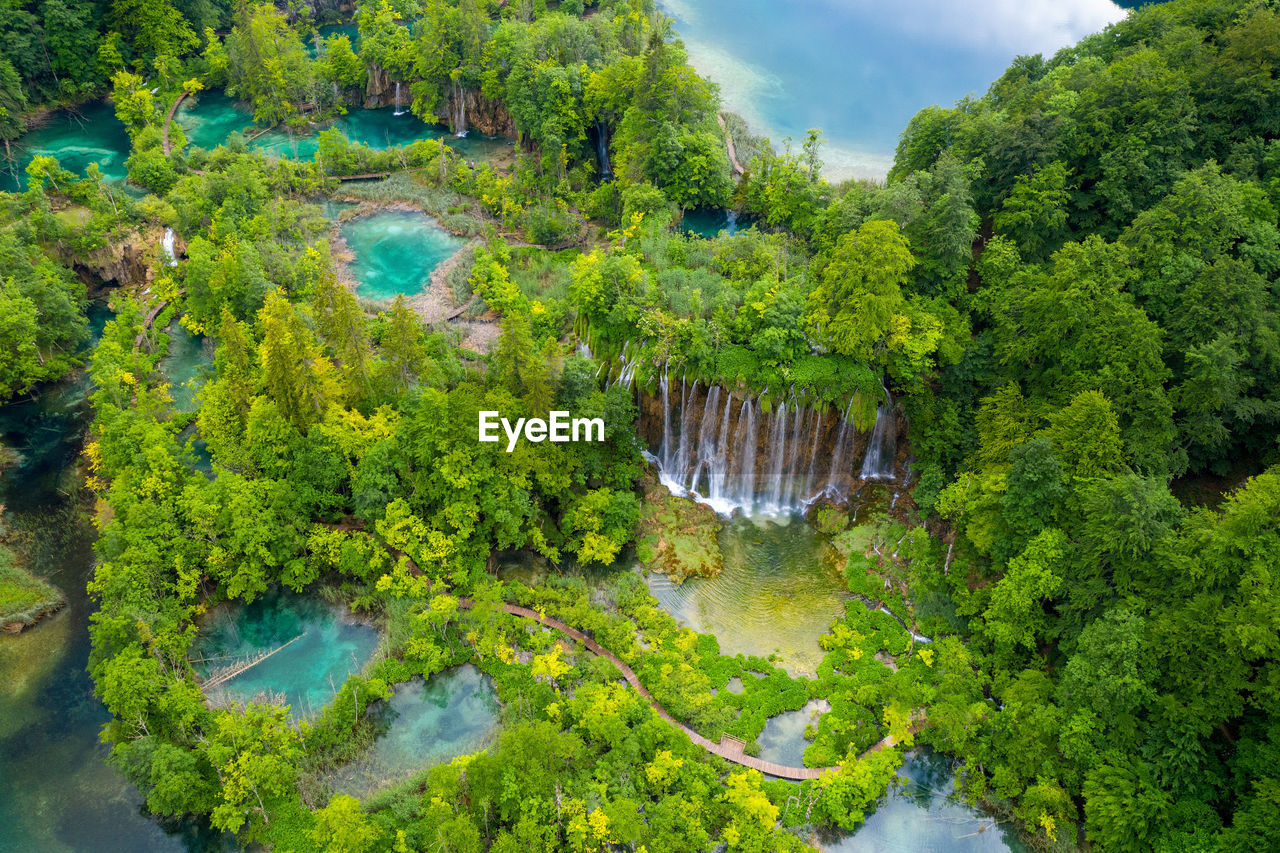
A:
0;0;1277;851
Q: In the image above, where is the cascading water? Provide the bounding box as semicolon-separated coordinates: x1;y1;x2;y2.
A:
162;228;178;267
859;383;896;481
647;375;882;517
594;120;613;182
454;81;468;137
393;81;406;116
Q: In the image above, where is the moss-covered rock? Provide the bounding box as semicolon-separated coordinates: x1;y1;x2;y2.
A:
635;471;723;582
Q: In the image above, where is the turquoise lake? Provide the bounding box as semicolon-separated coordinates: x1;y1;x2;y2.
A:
177;92;511;162
191;589;381;720
340;210;465;301
325;665;502;799
661;0;1125;179
2;101;131;192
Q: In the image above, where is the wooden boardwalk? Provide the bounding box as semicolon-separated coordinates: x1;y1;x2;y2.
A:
318;517;909;780
460;598;852;781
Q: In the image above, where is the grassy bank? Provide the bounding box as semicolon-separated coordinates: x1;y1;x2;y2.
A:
0;546;64;631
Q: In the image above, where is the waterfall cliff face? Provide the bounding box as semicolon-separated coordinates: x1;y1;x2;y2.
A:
859;383;897;481
630;371;901;517
452;80;468;136
594;120;613;181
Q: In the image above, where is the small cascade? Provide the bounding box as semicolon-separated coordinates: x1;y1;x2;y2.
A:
453;81;468;137
332;81;340;102
162;228;178;267
594;120;613;182
393;81;406;116
859;383;897;481
608;342;638;389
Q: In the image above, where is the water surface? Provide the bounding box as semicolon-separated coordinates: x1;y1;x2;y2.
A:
340;210;464;301
178;92;510;161
191;589;380;719
3;102;131;192
158;323;213;413
0;304;230;852
758;699;825;767
815;750;1026;852
326;664;501;798
661;0;1125;179
645;514;848;675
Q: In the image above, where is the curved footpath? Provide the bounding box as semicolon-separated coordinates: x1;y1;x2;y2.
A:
458;598;906;781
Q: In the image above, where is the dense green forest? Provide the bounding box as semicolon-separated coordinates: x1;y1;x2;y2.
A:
0;0;1277;850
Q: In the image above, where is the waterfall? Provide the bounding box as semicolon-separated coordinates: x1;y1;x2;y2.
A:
645;380;877;517
804;409;823;500
689;386;721;494
610;341;638;389
736;397;758;510
764;401;788;513
454;81;468;137
162;228;178;267
659;365;672;471
859;384;896;481
595;120;613;182
332;81;340;102
824;398;856;497
708;392;733;502
393;82;406;116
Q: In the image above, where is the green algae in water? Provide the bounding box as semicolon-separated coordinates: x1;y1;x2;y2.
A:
3;102;131;192
158;323;213;413
341;210;464;301
326;664;500;799
815;750;1027;852
645;514;849;675
192;589;380;719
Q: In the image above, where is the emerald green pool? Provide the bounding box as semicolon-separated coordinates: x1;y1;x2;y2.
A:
2;101;131;192
340;210;464;301
158;323;213;413
177;92;511;161
191;589;380;719
325;664;501;799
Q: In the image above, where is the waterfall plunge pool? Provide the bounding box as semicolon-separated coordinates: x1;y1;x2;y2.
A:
644;514;851;676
